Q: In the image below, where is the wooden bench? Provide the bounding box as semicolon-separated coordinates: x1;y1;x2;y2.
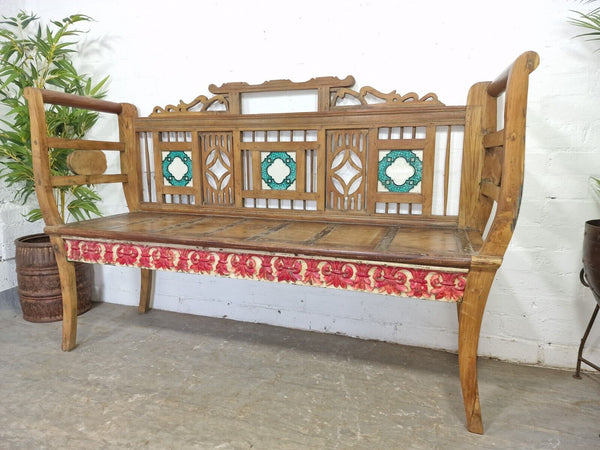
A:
25;51;539;434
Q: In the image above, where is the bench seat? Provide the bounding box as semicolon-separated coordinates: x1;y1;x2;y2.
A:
50;212;479;302
50;212;481;267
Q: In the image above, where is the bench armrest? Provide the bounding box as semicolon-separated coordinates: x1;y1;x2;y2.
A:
24;87;140;226
460;51;539;260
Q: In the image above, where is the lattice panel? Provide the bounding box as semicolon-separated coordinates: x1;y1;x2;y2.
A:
239;130;323;210
369;126;465;217
370;126;432;216
138;125;464;218
326;130;368;211
151;131;200;205
200;132;234;205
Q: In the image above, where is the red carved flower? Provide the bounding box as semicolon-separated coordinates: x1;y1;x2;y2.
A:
216;252;230;275
303;259;322;285
353;263;373;291
430;273;463;301
81;241;102;262
408;268;430;298
68;240;82;260
116;244;140;266
176;249;190;272
231;254;256;278
274;257;302;283
139;247;152;268
102;242;115;264
322;260;354;289
152;247;175;270
258;255;274;281
373;266;409;295
189;251;215;274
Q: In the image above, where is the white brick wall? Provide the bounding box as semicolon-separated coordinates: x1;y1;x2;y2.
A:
2;0;600;369
0;201;43;292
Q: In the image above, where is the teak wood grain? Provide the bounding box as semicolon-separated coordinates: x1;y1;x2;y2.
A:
24;51;539;434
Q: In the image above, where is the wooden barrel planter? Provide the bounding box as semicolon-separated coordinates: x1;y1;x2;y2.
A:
15;233;93;323
583;219;600;305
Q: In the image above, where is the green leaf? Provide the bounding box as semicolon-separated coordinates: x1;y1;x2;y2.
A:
0;10;107;222
24;208;43;222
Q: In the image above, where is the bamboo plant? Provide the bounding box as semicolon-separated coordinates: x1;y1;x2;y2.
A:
0;11;108;222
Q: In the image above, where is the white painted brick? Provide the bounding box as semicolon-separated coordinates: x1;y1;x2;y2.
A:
0;259;17;292
0;204;44;261
478;335;540;365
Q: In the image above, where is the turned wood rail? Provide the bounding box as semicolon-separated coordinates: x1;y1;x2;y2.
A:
25;51;539;434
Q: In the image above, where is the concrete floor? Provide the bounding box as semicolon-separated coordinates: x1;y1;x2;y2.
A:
0;300;598;449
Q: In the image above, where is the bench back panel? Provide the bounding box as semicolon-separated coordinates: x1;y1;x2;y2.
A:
134;77;467;223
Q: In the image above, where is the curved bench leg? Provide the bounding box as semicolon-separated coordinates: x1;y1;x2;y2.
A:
50;236;78;351
458;265;497;434
138;268;155;313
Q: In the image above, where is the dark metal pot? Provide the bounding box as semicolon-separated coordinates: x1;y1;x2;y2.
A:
582;219;600;305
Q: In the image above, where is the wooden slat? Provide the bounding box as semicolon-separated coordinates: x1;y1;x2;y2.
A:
480;180;500;201
233;135;244;208
444;126;452;215
483;130;504;149
143;132;153;201
47;137;125;151
154;140;191;151
135;200;459;226
376;138;427;149
51;174;128;187
162;185;196;195
251;149;262;192
421;126;436;216
241;190;318;200
295;148;306;194
373;192;423;203
152;132;165;203
133;107;467;131
365;128;379;214
316;129;327;211
240;141;317;151
190;131;202;204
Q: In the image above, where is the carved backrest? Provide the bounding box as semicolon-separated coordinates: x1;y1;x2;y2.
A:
136;76;467;224
25;52;537;243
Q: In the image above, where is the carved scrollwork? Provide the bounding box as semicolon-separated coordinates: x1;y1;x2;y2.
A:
331;86;444;108
151;94;229;115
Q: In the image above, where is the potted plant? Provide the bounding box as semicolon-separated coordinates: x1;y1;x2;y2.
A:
570;3;600;299
570;2;600;376
0;11;108;322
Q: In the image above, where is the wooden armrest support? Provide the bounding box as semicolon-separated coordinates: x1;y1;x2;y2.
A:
34;88;123;114
487;51;540;98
